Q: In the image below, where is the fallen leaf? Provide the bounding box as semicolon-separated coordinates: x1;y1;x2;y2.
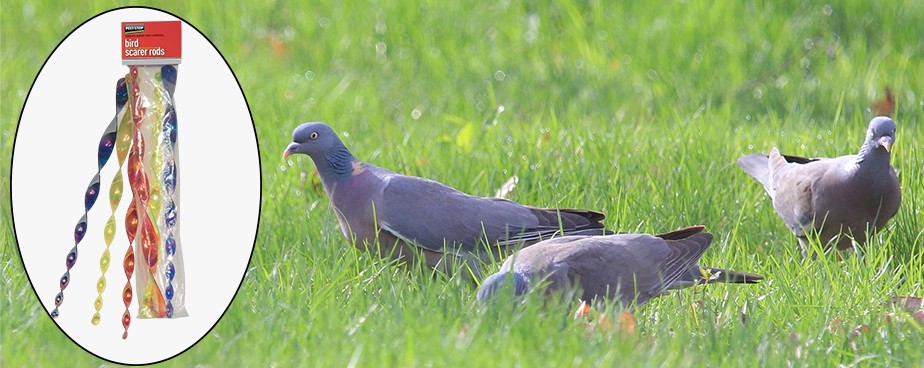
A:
847;324;870;352
871;87;894;117
303;170;323;194
574;300;592;319
616;311;638;336
882;312;895;323
849;324;870;338
259;31;290;58
882;296;924;327
574;301;609;334
596;314;614;333
889;296;923;312
494;175;519;199
573;301;637;336
828;318;844;334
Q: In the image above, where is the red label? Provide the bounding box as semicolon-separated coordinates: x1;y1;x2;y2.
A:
121;21;182;64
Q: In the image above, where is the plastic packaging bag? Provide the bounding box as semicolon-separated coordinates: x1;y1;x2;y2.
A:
125;64;187;319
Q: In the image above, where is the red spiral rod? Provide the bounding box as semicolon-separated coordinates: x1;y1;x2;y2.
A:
125;67;166;319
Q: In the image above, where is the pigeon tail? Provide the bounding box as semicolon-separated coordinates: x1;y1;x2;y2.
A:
668;266;763;290
655;225;706;241
737;154;772;194
530;208;608;232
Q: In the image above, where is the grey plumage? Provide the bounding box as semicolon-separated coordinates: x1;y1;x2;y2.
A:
653;226;764;289
738;116;902;252
284;122;609;277
476;226;763;307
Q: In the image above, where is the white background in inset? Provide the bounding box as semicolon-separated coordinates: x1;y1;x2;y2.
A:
11;7;259;365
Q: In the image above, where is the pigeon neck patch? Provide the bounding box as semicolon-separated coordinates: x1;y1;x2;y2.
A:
351;161;366;176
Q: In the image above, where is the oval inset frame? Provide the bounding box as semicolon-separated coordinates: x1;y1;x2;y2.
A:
10;7;261;365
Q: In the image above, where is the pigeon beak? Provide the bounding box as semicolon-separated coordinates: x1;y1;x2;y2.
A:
283;142;299;160
879;136;893;153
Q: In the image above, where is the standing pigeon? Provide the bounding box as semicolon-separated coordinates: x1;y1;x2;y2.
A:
283;122;610;277
737;116;901;253
476;226;763;307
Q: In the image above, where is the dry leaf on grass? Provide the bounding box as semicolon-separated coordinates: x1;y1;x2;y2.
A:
616;311;638;335
848;324;871;352
889;296;923;311
849;324;870;338
886;296;924;326
258;31;290;58
302;170;324;194
573;301;638;336
495;175;519;199
828;318;845;334
574;300;592;318
871;87;895;117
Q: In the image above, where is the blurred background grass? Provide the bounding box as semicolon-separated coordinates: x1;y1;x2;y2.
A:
2;1;922;366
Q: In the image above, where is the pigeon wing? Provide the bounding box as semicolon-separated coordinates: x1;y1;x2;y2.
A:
377;175;541;254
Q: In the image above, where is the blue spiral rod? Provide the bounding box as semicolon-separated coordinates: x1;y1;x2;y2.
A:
51;78;129;318
159;65;179;317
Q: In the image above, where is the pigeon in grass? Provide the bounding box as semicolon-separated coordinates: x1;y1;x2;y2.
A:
476;226;763;307
737;117;901;254
283;122;610;277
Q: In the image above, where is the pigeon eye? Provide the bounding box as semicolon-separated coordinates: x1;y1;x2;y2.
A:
309;132;319;140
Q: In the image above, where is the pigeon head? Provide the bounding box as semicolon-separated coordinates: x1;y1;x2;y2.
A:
284;122;357;178
866;116;896;153
476;271;530;304
283;122;344;159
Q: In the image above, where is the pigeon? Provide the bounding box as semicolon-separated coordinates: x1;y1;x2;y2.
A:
283;122;610;277
737;116;901;253
476;226;763;307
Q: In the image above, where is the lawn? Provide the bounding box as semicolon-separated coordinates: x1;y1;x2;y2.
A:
2;1;923;366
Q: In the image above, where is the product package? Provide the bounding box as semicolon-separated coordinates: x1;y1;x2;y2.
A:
125;63;187;321
50;20;187;339
121;19;188;327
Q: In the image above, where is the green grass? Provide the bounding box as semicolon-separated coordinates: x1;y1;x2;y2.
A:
3;0;924;366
